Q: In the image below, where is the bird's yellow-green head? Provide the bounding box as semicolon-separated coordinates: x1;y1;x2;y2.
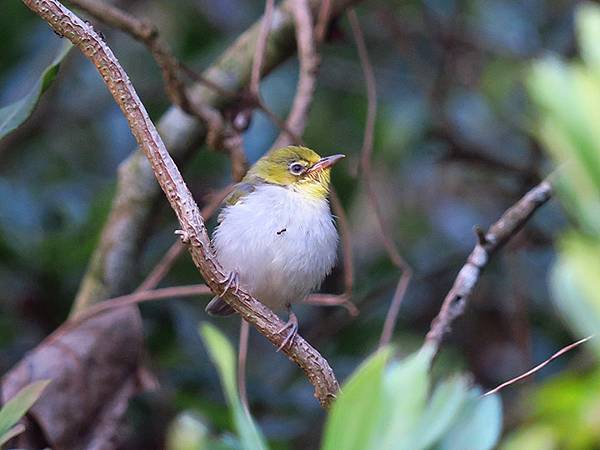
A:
246;146;345;200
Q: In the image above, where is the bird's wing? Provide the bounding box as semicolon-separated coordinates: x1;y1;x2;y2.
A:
217;180;257;223
224;181;256;206
209;181;259;316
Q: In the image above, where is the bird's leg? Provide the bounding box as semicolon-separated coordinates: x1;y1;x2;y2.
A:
218;271;240;297
276;305;298;352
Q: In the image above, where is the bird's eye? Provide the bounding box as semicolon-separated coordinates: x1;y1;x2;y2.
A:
289;162;305;175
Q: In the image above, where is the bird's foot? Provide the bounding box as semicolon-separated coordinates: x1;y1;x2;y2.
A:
276;310;298;352
218;271;240;297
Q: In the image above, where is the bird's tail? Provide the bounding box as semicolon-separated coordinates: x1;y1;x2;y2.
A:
205;297;236;316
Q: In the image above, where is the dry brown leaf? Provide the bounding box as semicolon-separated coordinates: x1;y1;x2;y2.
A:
1;308;152;450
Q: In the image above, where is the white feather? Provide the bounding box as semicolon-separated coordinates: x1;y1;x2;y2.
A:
212;184;338;311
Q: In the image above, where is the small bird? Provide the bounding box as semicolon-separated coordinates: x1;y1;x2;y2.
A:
206;146;345;349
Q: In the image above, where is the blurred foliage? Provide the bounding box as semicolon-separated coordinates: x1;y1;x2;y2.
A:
199;323;267;450
0;39;72;139
500;3;600;449
322;345;501;450
2;0;598;448
171;327;500;450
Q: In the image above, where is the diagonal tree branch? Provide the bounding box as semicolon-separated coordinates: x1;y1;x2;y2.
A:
425;178;553;353
22;0;340;409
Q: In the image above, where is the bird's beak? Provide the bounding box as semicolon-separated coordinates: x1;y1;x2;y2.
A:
307;154;345;173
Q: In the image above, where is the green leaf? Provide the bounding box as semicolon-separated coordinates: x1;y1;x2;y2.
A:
551;233;600;355
322;345;435;450
0;39;72;139
528;58;600;233
199;323;267;450
414;376;470;449
438;389;503;450
375;345;435;450
500;424;558;450
0;424;26;447
577;3;600;74
321;347;393;450
0;379;51;445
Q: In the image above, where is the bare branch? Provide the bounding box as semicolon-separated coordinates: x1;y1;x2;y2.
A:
178;61;238;99
73;284;212;323
484;335;593;396
330;189;354;298
24;0;339;408
250;0;275;98
137;241;185;292
315;0;333;44
67;0;155;41
273;0;319;148
348;9;413;348
425;178;553;353
305;294;359;316
256;98;304;145
68;0;191;114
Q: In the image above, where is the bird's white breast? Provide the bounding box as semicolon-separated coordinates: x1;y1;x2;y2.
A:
212;184;338;311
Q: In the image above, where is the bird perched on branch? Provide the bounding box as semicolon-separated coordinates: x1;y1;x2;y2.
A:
206;146;345;349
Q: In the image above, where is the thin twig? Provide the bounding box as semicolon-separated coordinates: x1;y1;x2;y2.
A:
223;132;248;182
272;0;319;149
256;98;304;145
304;294;359;316
330;189;354;298
484;335;594;396
68;0;191;112
44;284;212;349
250;0;275;99
137;241;185;293
425;178;553;353
238;319;250;410
315;0;333;44
178;61;238;99
348;9;413;348
184;43;303;145
73;284;212;323
24;0;340;408
67;0;246;149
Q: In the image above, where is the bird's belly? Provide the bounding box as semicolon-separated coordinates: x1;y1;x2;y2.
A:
212;187;338;310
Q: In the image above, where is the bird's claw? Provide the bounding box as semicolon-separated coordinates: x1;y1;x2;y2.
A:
276;311;298;352
219;271;240;297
